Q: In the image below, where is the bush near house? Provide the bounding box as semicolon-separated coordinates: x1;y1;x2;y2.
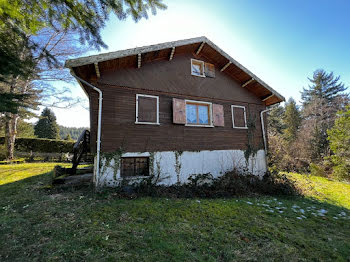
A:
128;171;300;198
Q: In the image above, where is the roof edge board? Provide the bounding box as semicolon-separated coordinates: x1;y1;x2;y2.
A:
203;39;285;102
65;36;285;103
65;36;207;68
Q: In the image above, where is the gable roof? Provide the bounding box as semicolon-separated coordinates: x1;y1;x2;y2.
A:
65;36;284;106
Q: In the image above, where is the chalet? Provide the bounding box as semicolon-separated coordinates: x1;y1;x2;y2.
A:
65;36;284;188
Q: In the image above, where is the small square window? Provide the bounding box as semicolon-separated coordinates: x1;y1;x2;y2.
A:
191;59;205;77
121;157;149;177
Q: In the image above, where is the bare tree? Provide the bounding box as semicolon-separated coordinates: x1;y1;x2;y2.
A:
2;28;89;159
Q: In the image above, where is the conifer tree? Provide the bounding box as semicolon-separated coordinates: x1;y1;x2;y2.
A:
283;98;301;142
0;0;167;82
64;134;73;141
301;69;348;162
267;104;285;136
301;69;346;105
327;106;350;179
34;108;60;139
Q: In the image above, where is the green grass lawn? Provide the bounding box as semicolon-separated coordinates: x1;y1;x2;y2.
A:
0;163;349;261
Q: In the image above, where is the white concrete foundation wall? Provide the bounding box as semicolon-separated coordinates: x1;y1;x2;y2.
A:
94;149;267;188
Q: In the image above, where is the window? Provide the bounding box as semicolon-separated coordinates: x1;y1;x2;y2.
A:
121;157;149;177
135;94;159;125
185;100;212;126
231;105;247;129
191;59;205;77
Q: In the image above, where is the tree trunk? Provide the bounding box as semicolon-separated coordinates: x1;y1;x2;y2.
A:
4;114;19;160
4;78;21;160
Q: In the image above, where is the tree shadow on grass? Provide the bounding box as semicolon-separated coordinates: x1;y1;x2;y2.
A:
0;170;350;261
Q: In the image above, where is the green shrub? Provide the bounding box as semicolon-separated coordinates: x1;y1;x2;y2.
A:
0;137;74;153
116;169;300;198
310;163;327;177
332;164;350;181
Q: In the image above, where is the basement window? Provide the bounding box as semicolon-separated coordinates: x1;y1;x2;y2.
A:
135;94;159;125
186;100;212;126
121;157;149;177
231;105;247;129
191;59;205;77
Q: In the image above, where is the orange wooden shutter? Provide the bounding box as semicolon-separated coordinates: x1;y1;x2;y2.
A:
173;98;186;124
204;62;215;78
213;104;224;127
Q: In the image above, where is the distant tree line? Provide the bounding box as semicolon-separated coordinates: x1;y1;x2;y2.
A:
59;126;88;141
0;107;88;141
268;69;349;180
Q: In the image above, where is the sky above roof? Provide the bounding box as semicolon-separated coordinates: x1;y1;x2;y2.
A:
51;0;350;127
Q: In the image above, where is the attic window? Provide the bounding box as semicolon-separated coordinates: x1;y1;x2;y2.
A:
135;94;159;125
231;105;247;129
191;59;205;77
121;157;149;177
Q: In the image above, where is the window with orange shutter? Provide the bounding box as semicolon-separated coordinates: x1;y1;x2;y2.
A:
185;100;212;126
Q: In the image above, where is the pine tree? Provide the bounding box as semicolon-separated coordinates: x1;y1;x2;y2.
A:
327;106;350;180
301;69;346;105
300;69;348;162
34;108;60;139
64;134;73;141
0;0;167;82
283;98;301;142
267;104;285;136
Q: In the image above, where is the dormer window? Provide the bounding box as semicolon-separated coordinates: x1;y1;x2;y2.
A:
191;59;205;77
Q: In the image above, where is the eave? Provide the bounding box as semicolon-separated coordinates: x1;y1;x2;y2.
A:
65;36;285;106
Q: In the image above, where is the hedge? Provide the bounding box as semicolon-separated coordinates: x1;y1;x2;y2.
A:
0;137;75;153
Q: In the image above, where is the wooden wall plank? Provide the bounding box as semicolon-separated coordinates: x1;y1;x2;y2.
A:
89;87;266;153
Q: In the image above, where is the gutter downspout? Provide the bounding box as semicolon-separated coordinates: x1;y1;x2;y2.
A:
260;108;273;155
71;73;102;187
260;108;274;169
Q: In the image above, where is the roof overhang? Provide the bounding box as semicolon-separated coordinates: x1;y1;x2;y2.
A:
65;36;285;106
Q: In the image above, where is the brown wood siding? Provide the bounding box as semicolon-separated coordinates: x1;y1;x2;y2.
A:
89;86;265;153
97;54;263;105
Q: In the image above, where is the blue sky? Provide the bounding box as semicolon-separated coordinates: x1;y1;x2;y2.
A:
52;0;350;127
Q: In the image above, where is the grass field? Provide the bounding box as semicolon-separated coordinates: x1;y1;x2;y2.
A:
0;163;349;261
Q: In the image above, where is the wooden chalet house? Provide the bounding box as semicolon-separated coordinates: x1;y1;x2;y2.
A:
65;37;284;187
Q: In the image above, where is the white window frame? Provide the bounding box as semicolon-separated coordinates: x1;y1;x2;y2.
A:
185;99;213;127
191;59;205;77
231;105;248;129
135;94;159;125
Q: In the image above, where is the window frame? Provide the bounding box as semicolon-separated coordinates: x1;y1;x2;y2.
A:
185;99;213;127
135;94;160;125
231;105;248;129
120;156;150;178
191;59;205;77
